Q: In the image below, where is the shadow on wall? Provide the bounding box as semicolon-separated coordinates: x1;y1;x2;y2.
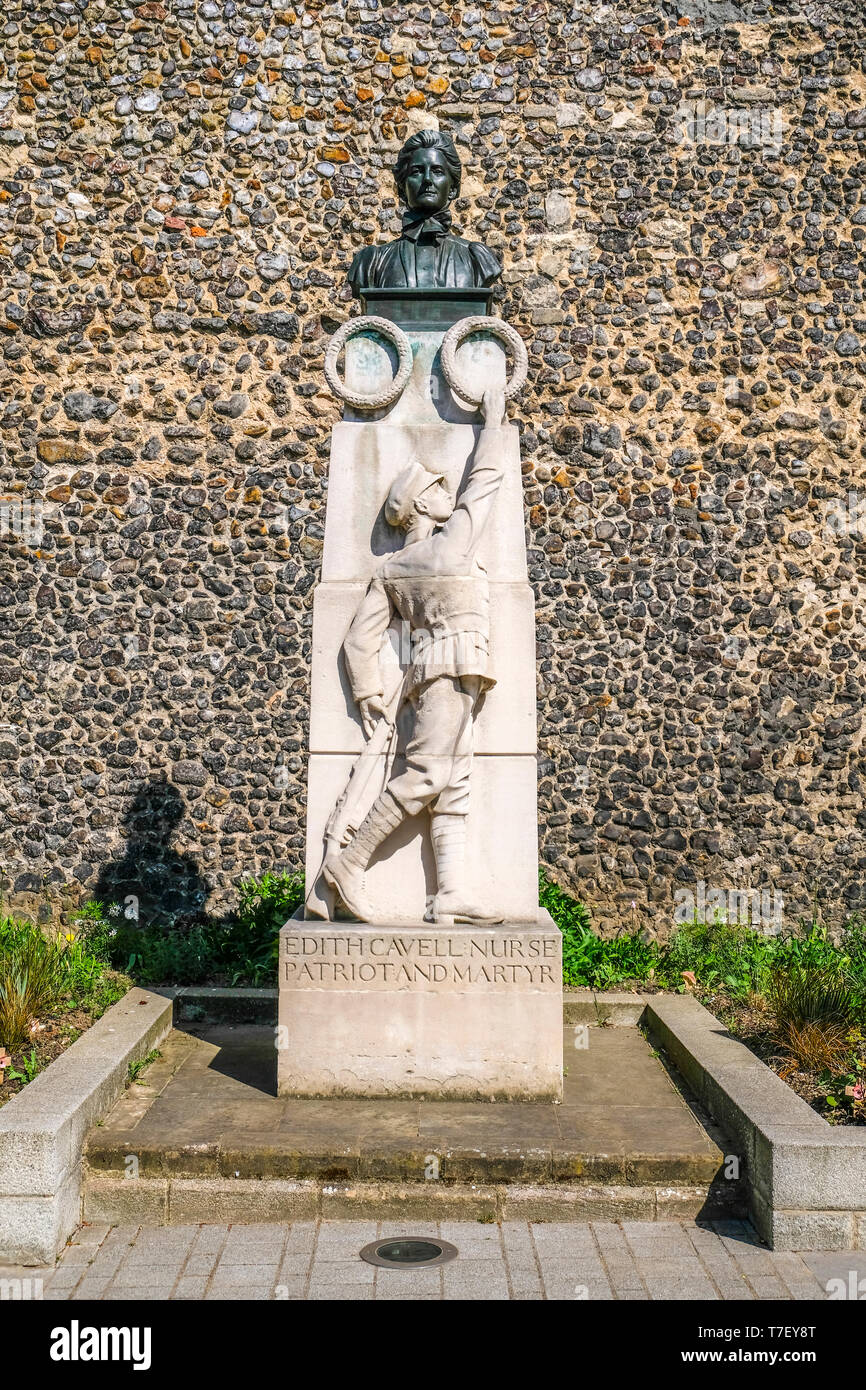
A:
93;777;210;929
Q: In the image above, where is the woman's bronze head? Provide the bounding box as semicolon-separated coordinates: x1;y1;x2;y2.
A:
393;130;462;213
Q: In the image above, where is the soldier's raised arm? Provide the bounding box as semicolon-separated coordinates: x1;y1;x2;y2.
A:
480;387;505;429
438;386;507;558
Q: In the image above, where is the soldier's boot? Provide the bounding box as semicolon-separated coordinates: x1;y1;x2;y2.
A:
324;789;404;922
426;813;503;926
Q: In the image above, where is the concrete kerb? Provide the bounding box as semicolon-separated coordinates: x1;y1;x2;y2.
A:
164;986;643;1030
0;988;172;1265
153;985;278;1026
163;985;644;1030
563;990;647;1026
642;993;866;1252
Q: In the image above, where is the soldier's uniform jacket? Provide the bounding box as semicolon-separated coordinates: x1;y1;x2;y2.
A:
343;428;505;702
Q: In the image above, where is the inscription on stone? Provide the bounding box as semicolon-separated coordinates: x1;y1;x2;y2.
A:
281;931;559;990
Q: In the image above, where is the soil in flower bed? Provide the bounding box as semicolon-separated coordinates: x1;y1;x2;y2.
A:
0;974;130;1110
0;1008;92;1108
699;989;865;1126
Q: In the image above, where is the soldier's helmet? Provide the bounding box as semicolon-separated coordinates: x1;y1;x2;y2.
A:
385;461;448;530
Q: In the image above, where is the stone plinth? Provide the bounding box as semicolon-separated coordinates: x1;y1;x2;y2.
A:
305;321;538;925
277;913;563;1100
291;295;558;1101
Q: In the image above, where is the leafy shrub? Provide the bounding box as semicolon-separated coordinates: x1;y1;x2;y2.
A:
104;869;305;987
774;919;855;977
657;918;776;999
840;914;866;997
236;869;305;976
119;924;221;987
540;870;658;989
540;869;594;986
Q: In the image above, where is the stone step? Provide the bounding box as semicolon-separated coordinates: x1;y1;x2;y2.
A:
80;1175;744;1227
84;1126;726;1188
79;1020;746;1226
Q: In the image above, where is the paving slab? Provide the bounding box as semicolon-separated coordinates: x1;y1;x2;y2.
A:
10;1217;860;1301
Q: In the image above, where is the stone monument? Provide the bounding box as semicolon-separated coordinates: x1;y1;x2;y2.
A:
278;132;562;1100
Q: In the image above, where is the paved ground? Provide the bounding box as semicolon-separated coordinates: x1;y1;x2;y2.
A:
4;1220;864;1300
86;1024;727;1187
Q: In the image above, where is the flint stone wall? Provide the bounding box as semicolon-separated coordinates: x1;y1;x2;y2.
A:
0;0;864;934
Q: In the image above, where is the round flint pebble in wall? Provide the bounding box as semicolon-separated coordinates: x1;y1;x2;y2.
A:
0;0;864;935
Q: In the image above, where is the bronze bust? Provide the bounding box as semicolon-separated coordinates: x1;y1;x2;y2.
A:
347;130;501;297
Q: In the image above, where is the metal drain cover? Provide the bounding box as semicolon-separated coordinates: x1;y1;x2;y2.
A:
360;1237;458;1269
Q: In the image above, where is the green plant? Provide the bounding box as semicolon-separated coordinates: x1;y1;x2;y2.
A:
120;924;220;985
775;918;852;976
127;1049;161;1086
235;869;305;981
822;1032;866;1121
0;915;129;1062
540;869;595;982
94;869;305;988
540;870;659;989
67;899;120;962
768;965;859;1075
658;917;776;999
769;964;857;1028
8;1049;41;1085
840;914;866;997
0;927;65;1050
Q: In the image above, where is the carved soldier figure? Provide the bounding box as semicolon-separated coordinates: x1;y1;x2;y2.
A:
324;386;506;925
347;130;501;295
